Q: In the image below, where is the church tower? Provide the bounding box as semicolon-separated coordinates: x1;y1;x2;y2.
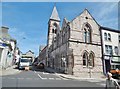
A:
47;5;60;47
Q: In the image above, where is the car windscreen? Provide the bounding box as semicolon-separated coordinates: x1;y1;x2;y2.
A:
20;59;30;62
111;65;120;70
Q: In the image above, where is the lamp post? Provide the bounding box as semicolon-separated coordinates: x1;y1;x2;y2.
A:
88;60;92;78
62;57;66;73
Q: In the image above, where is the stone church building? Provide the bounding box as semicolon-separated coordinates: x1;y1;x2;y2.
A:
45;5;103;77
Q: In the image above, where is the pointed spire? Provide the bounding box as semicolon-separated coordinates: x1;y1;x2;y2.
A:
50;4;60;21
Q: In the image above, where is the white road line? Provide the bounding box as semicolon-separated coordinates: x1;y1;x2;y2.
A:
37;74;47;80
62;78;69;80
42;78;47;80
37;74;43;79
54;73;65;80
34;71;37;73
17;78;24;80
49;78;54;80
55;78;61;80
43;72;49;74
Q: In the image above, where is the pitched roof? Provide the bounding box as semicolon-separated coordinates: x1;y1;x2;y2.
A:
100;26;120;33
50;6;60;21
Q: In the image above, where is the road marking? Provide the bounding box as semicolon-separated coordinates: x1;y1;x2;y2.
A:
34;71;37;73
55;78;61;80
18;78;24;80
37;74;47;80
43;72;49;74
49;78;54;80
37;74;43;79
42;78;47;80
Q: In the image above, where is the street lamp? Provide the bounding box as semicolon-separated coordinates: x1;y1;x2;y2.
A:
88;60;92;78
62;57;66;73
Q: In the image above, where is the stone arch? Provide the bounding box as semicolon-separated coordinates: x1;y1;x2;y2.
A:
88;51;95;67
52;22;58;34
82;50;89;66
82;22;92;43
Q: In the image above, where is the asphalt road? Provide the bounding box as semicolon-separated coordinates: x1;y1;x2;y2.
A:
1;67;106;88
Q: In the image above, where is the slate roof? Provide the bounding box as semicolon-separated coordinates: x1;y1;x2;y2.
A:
50;6;60;21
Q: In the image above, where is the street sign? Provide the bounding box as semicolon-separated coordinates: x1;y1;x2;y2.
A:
0;42;7;47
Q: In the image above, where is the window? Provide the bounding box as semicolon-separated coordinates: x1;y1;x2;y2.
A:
87;30;91;43
104;33;111;41
108;33;111;41
104;32;107;40
89;52;95;67
83;23;92;43
83;52;88;66
105;45;113;55
0;48;2;62
52;23;57;34
54;29;57;34
52;29;54;33
119;35;120;43
114;46;119;55
84;29;87;43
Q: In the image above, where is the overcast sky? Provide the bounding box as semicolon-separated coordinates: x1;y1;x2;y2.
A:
1;2;118;56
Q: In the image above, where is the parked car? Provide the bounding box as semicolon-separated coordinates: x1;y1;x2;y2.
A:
37;63;44;69
18;58;30;70
110;68;120;79
33;62;38;66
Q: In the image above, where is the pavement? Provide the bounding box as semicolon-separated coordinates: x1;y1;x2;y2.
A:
45;67;106;81
0;65;21;76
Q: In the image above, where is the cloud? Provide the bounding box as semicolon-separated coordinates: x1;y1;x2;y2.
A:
92;2;118;29
9;27;27;39
9;27;46;55
96;3;118;19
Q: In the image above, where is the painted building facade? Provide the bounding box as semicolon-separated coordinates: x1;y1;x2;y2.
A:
0;26;17;69
101;27;120;75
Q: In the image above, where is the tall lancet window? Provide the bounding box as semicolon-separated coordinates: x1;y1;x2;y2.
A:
52;23;57;34
84;29;87;43
83;23;92;43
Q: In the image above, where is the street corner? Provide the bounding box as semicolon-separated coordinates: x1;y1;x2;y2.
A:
0;67;22;76
57;73;107;82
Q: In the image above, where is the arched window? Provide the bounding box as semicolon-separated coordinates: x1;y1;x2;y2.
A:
104;32;107;41
89;52;95;67
114;46;119;55
108;33;111;41
83;23;92;43
52;23;57;34
84;29;87;43
83;51;88;66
